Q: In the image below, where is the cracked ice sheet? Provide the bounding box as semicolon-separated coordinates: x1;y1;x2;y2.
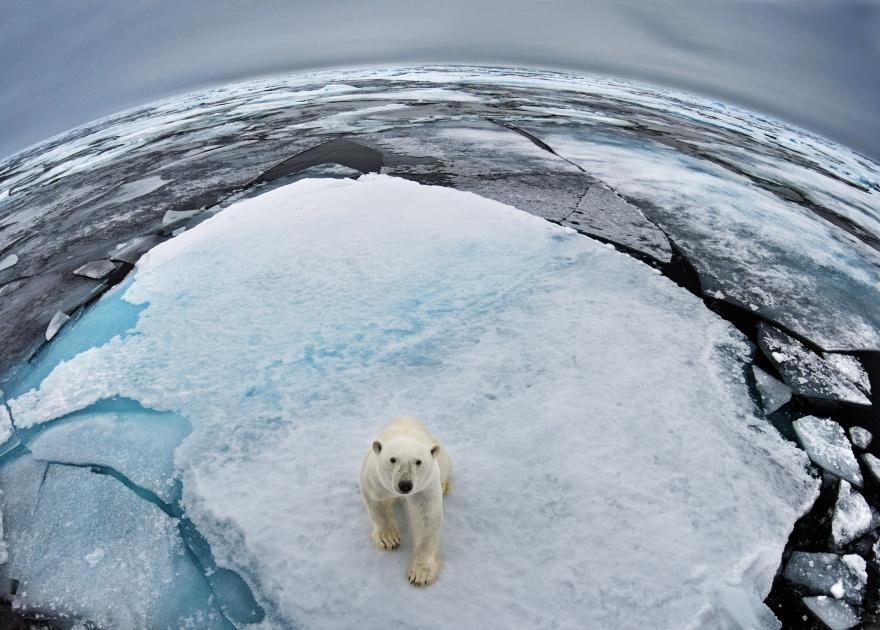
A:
9;175;817;629
534;126;880;352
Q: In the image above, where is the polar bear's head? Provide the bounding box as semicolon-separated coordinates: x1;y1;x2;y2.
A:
372;437;439;495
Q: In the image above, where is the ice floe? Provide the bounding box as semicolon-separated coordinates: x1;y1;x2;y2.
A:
6;175;817;629
758;325;871;406
44;311;70;342
831;480;878;547
802;595;861;630
560;183;671;262
793;416;863;486
848;427;872;450
0;254;17;272
0;456;229;628
783;551;866;604
752;365;792;414
72;260;117;280
822;353;872;396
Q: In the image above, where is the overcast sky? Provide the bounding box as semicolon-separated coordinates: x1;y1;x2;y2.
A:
1;0;878;161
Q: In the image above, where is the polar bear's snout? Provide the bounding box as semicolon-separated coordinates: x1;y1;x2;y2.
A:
397;479;413;494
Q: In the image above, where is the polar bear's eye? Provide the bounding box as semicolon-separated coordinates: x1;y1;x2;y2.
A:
390;458;397;464
415;460;422;466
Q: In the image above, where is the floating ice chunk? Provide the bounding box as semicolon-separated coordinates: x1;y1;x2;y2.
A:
830;580;844;599
783;552;866;604
831;481;878;546
0;254;17;272
561;183;672;262
26;403;190;504
822;353;871;396
72;259;117;280
802;596;861;630
45;311;70;341
109;235;162;265
161;208;201;226
758;325;871;406
0;455;226;629
103;175;168;205
0;404;12;446
848;427;872;450
793;416;863;486
752;365;792;414
861;453;880;483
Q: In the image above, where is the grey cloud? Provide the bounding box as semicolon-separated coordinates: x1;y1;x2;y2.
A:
1;0;878;160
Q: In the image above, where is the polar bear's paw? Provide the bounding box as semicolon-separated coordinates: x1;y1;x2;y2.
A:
407;557;439;586
371;526;401;550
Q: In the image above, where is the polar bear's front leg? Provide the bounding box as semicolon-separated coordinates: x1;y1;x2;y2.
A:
363;493;401;550
406;487;443;586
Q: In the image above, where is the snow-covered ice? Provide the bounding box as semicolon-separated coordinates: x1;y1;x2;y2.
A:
5;175;818;628
802;596;861;630
25;402;190;504
0;404;12;450
831;480;877;547
848;427;872;450
752;366;792;414
757;325;871;407
822;353;872;396
0;455;227;628
792;416;863;486
783;552;866;604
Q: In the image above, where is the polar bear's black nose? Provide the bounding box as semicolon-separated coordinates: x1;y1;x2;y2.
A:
398;480;413;494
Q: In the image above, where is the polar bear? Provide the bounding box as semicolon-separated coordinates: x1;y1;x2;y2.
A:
360;416;452;586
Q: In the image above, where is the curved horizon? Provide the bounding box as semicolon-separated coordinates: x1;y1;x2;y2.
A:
1;0;878;162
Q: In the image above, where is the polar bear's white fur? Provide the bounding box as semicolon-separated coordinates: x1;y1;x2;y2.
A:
360;416;452;586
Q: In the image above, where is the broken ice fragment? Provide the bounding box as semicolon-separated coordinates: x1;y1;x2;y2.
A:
831;480;878;546
0;455;227;628
26;403;190;504
758;324;871;406
561;183;672;262
161;208;201;226
783;551;866;604
822;353;871;396
0;404;12;446
73;259;117;280
848;427;872;450
110;235;163;264
45;311;70;341
861;453;880;483
792;416;863;486
802;596;861;630
752;365;792;414
0;254;17;272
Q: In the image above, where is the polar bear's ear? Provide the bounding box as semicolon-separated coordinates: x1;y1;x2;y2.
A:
372;440;382;454
430;444;440;458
